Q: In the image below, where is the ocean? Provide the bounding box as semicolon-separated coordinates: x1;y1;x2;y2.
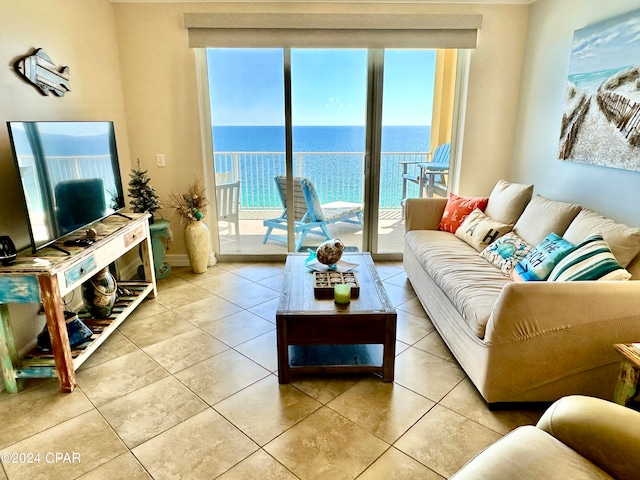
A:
568;66;631;94
213;125;431;208
213;125;430;153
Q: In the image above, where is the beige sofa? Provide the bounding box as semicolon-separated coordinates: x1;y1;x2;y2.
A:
451;395;640;479
403;181;640;405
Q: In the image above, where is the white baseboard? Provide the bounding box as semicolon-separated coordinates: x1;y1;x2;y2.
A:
165;253;218;268
118;260;140;281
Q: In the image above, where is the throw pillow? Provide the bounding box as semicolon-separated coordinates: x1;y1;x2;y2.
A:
511;232;574;282
484;180;534;225
562;208;640;268
513;194;582;245
438;193;489;234
480;232;532;276
455;208;514;252
548;233;632;281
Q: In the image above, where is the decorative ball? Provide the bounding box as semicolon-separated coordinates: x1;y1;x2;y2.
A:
195;211;203;220
316;238;345;265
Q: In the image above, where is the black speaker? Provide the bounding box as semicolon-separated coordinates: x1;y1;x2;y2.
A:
0;236;17;266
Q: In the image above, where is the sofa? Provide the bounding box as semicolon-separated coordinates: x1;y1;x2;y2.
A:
403;180;640;405
451;395;640;479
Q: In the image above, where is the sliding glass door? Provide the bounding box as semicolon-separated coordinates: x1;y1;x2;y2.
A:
290;49;368;253
207;48;448;257
208;49;286;253
377;50;437;253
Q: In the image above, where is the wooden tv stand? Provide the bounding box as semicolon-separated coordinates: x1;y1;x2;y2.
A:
0;213;157;393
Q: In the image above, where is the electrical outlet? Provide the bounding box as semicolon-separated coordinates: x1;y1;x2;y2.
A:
156;154;165;167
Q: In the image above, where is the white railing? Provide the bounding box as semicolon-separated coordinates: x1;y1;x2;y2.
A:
17;155;117;212
214;152;428;209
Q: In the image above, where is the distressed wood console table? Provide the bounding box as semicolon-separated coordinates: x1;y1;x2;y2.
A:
0;214;157;393
613;343;640;410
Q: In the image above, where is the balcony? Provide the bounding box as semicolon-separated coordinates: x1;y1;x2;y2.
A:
214;151;432;255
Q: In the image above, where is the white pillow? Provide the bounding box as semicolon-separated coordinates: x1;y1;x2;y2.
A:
563;208;640;268
513;195;582;245
455;208;514;252
484;180;534;225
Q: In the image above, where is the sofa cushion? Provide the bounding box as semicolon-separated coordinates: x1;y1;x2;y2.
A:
563;208;640;268
480;232;532;276
405;230;510;338
512;232;575;282
484;180;534;225
438;193;489;234
514;195;582;245
548;233;631;281
455;208;514;252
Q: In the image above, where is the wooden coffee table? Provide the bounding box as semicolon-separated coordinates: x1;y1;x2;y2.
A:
276;252;397;383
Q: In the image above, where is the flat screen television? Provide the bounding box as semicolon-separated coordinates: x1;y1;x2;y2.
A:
7;121;126;252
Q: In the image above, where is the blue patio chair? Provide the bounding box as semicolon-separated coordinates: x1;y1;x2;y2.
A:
401;142;450;198
262;176;363;251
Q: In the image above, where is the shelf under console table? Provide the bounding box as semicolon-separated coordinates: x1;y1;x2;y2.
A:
0;213;157;393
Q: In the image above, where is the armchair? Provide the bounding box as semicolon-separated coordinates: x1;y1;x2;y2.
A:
451;395;640;479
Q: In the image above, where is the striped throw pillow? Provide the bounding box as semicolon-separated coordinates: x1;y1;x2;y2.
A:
548;233;631;281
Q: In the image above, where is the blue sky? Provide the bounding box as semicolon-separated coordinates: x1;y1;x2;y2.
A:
569;7;640;75
208;48;436;126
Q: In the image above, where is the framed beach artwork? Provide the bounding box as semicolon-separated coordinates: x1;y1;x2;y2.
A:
559;8;640;172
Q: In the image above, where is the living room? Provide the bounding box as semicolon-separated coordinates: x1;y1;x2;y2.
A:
1;0;640;479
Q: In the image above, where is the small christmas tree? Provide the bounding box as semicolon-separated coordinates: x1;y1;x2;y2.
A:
128;159;161;217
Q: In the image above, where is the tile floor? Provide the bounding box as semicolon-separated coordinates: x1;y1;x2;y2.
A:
0;261;544;480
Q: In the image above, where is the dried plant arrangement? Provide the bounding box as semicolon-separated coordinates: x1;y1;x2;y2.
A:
166;178;209;223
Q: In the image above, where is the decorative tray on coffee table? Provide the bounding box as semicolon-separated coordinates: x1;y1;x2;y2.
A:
313;271;360;299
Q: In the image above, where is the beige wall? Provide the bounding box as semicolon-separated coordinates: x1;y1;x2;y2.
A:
113;1;530;255
0;0;128;385
511;0;640;226
0;0;131;251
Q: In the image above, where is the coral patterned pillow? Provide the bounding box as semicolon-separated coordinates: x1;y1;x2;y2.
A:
438;193;489;234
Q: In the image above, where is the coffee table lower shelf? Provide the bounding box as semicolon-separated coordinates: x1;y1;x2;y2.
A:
288;344;384;375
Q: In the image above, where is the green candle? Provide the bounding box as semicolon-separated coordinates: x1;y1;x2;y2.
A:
334;284;351;304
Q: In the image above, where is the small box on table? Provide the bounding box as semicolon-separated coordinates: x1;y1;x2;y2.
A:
313;271;360;299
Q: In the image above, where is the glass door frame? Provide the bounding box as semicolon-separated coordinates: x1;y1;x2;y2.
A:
363;48;384;256
197;47;465;261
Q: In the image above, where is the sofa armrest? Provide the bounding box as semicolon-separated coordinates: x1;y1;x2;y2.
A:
485;280;640;344
537;395;640;480
404;197;448;232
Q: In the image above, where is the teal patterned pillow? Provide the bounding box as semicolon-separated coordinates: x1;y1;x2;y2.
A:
512;233;574;281
548;233;631;281
480;232;531;276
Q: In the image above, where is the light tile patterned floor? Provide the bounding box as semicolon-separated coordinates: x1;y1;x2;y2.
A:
0;261;544;479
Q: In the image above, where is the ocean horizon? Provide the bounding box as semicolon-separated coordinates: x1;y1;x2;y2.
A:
213;125;432;209
213;125;431;153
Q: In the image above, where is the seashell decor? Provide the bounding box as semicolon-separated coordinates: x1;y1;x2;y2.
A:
315;238;345;265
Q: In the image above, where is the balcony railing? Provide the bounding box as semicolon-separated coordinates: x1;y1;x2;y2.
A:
17;155;117;213
214;152;428;209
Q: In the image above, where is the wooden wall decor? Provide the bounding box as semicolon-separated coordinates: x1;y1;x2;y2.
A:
14;48;71;97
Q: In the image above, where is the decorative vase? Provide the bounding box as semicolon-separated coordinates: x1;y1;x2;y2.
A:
184;220;210;273
82;267;117;318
